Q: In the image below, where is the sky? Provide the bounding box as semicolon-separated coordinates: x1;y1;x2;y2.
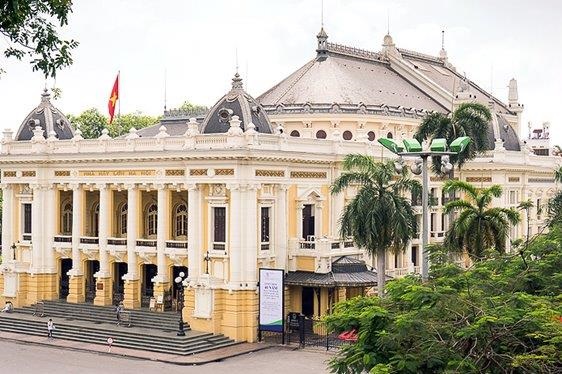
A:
1;0;561;143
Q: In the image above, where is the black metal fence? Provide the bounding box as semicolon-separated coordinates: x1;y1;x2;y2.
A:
260;313;346;350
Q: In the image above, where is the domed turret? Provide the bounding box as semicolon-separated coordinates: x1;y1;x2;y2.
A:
200;73;274;134
15;89;74;141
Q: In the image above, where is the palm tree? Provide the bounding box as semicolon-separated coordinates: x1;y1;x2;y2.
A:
517;199;534;251
414;103;492;173
443;180;520;260
331;155;420;297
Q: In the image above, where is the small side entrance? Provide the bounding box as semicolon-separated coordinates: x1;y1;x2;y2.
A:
59;258;72;299
301;287;314;318
141;264;157;307
113;262;127;304
85;260;100;302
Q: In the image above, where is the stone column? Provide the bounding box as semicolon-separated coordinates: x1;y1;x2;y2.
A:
243;184;259;287
67;183;85;303
152;184;170;305
1;184;14;262
94;184;112;306
228;183;242;287
31;184;45;273
124;184;140;309
296;203;304;240
187;184;201;279
275;184;289;271
43;184;57;300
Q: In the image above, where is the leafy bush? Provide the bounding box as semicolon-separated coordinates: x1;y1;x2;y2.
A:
325;226;562;373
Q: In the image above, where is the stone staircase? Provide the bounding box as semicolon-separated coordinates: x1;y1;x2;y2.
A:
18;300;180;331
0;300;238;355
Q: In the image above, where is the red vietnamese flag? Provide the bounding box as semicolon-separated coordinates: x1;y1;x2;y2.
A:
107;73;119;124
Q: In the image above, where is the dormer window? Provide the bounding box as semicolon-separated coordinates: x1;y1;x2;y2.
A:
218;108;233;123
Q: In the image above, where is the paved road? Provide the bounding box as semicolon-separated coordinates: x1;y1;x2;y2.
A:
0;340;332;373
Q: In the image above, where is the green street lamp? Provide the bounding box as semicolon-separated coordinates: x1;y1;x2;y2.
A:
378;136;470;281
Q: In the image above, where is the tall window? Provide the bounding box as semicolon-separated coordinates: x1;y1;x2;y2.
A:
23;203;32;234
92;203;99;237
120;203;128;236
62;202;72;235
146;203;158;237
175;204;188;237
213;207;226;243
260;207;271;246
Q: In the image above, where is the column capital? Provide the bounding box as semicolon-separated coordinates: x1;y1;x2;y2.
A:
185;183;199;192
155;183;167;190
68;182;82;190
226;183;241;191
276;183;290;191
124;183;137;190
0;183;13;190
95;183;109;191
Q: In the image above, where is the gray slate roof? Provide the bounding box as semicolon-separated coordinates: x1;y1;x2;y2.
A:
15;89;74;141
257;52;446;112
285;256;380;287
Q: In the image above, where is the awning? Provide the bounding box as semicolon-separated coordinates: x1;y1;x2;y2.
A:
285;256;381;288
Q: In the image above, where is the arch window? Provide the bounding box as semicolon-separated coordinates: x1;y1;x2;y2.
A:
316;130;327;139
62;202;72;235
290;130;300;137
175;204;188;238
91;203;99;237
342;130;353;140
119;203;128;236
386;132;393;139
367;131;376;142
146;203;158;237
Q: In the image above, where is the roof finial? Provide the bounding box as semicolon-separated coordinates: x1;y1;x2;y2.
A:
235;48;239;75
439;29;448;61
387;9;390;35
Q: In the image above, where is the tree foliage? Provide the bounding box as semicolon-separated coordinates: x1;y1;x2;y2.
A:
443;180;520;260
414;103;492;173
331;156;420;296
325;226;562;373
0;0;78;77
67;108;160;139
178;101;208;114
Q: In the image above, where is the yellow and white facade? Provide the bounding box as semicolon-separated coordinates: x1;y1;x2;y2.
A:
0;29;560;342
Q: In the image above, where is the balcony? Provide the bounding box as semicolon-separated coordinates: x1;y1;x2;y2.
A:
54;235;72;243
80;236;99;244
136;239;156;248
22;234;31;241
107;237;127;246
291;238;359;256
430;231;445;238
165;240;187;249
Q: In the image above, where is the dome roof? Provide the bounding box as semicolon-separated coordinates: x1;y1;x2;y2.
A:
484;114;521;151
200;73;274;134
15;89;74;141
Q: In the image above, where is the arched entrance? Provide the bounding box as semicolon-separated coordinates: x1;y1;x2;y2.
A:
113;262;127;304
59;258;72;299
85;260;100;302
141;264;157;307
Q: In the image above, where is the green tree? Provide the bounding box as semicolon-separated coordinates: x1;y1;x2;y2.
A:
177;101;208;114
68;108;160;139
0;0;78;77
547;166;562;227
414;103;492;173
443;180;520;260
325;226;562;373
331;156;420;296
518;199;534;252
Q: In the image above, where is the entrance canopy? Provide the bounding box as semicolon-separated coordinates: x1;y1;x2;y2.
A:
285;256;380;288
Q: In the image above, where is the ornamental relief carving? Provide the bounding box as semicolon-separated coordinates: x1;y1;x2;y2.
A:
255;169;285;177
290;171;327;179
210;184;226;197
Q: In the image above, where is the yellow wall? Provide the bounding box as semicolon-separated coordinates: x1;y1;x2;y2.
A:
288;185;297;238
296;256;315;272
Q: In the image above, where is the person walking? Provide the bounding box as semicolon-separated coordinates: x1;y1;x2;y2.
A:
115;302;124;325
47;319;55;339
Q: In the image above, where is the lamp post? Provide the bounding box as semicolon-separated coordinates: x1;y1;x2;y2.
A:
10;243;16;261
378;136;470;281
174;272;187;336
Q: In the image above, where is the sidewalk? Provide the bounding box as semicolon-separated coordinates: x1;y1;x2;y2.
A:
1;331;274;365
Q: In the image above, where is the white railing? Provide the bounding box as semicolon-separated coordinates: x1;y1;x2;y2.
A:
292;238;359;255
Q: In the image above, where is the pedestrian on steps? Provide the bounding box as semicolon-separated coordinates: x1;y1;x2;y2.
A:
47;318;55;339
115;302;124;325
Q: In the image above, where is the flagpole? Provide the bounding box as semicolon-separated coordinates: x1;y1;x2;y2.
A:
118;70;121;119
